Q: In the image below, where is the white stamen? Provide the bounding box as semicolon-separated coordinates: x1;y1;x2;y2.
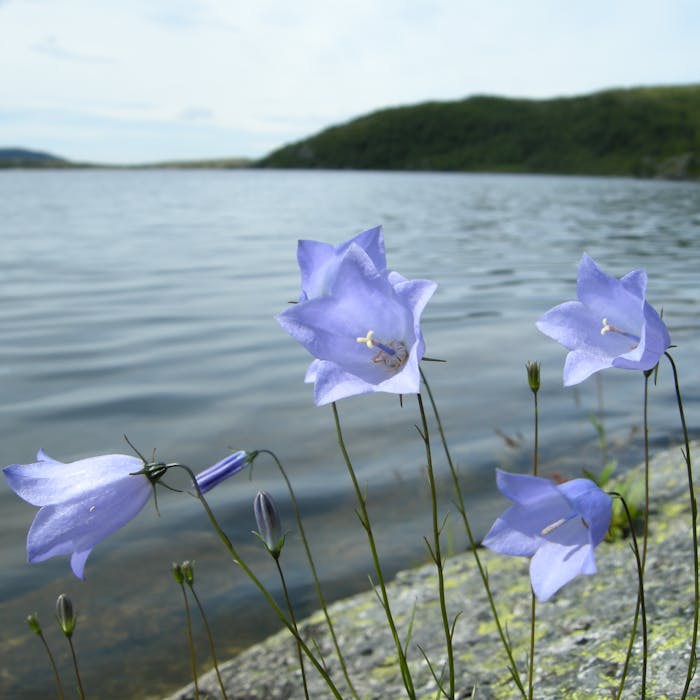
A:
540;518;568;536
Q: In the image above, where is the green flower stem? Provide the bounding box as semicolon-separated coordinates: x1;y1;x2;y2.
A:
275;558;310;700
528;385;539;700
615;370;651;700
186;584;228;700
66;636;86;700
610;492;647;699
33;627;65;700
420;367;526;698
177;465;345;700
416;392;456;699
665;351;698;699
256;449;360;700
331;401;417;700
177;580;200;700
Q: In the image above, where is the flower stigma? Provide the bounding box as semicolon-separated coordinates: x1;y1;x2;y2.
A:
356;330;408;370
600;318;640;347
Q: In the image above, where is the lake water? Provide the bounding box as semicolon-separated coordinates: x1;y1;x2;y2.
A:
1;169;698;698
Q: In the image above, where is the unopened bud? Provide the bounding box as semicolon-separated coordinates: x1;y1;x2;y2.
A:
171;562;184;584
253;491;284;559
56;594;76;638
526;361;541;393
27;612;42;635
181;560;195;586
194;451;250;494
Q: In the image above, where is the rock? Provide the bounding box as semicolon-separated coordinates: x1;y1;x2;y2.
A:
164;444;700;699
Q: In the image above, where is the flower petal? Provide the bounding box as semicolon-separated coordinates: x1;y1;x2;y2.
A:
297;226;385;300
558;478;612;546
563;349;615;386
3;454;143;506
26;473;151;579
530;539;594;601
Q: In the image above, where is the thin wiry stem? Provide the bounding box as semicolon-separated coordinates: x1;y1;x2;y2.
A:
256;449;360;699
177;581;200;700
331;401;417;699
187;584;229;700
275;558;310;700
610;492;647;699
665;352;698;698
175;464;345;699
615;371;651;700
34;628;65;700
420;366;526;697
66;636;86;700
417;392;456;698
528;387;539;700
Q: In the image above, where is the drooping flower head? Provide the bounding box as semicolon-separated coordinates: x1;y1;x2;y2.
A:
297;225;386;300
277;243;437;405
3;450;153;579
536;253;670;386
483;469;612;601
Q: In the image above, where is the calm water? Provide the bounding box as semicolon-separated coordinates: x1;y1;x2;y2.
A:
1;170;699;698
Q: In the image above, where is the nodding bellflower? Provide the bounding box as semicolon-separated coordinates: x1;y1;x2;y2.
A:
536;253;670;386
277;243;437;405
483;469;612;602
2;450;152;579
297;225;386;300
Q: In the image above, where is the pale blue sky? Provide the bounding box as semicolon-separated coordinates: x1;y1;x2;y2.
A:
1;0;699;164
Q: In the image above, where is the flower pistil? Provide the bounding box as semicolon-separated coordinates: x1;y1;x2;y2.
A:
600;318;640;346
356;330;408;370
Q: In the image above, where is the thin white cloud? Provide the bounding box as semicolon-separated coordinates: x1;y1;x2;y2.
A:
31;34;113;64
178;107;214;122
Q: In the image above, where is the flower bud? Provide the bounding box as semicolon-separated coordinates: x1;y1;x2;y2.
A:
181;560;195;586
171;562;184;584
526;361;541;393
194;451;249;494
253;490;284;559
27;612;42;635
56;594;76;638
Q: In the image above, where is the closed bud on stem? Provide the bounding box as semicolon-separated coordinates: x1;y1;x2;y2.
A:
171;562;184;584
55;594;76;638
181;560;195;586
253;491;284;559
526;361;541;394
27;612;42;635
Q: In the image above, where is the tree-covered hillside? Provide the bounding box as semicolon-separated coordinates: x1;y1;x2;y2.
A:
256;85;700;179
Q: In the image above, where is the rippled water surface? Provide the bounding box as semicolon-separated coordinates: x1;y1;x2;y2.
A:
1;170;699;698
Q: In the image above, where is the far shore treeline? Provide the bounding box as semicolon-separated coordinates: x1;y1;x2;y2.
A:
3;84;700;179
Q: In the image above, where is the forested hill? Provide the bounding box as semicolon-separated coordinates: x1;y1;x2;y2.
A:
0;148;68;167
256;85;700;179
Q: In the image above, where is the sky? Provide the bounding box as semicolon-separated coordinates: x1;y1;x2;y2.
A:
1;0;699;165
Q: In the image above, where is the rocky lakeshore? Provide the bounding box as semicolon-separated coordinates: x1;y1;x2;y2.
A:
165;444;700;700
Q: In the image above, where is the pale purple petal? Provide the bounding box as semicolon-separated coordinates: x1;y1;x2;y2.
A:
70;550;92;579
563;350;615;386
530;539;594;601
297;226;385;300
559;478;612;546
3;454;143;506
26;473;151;579
495;469;561;506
